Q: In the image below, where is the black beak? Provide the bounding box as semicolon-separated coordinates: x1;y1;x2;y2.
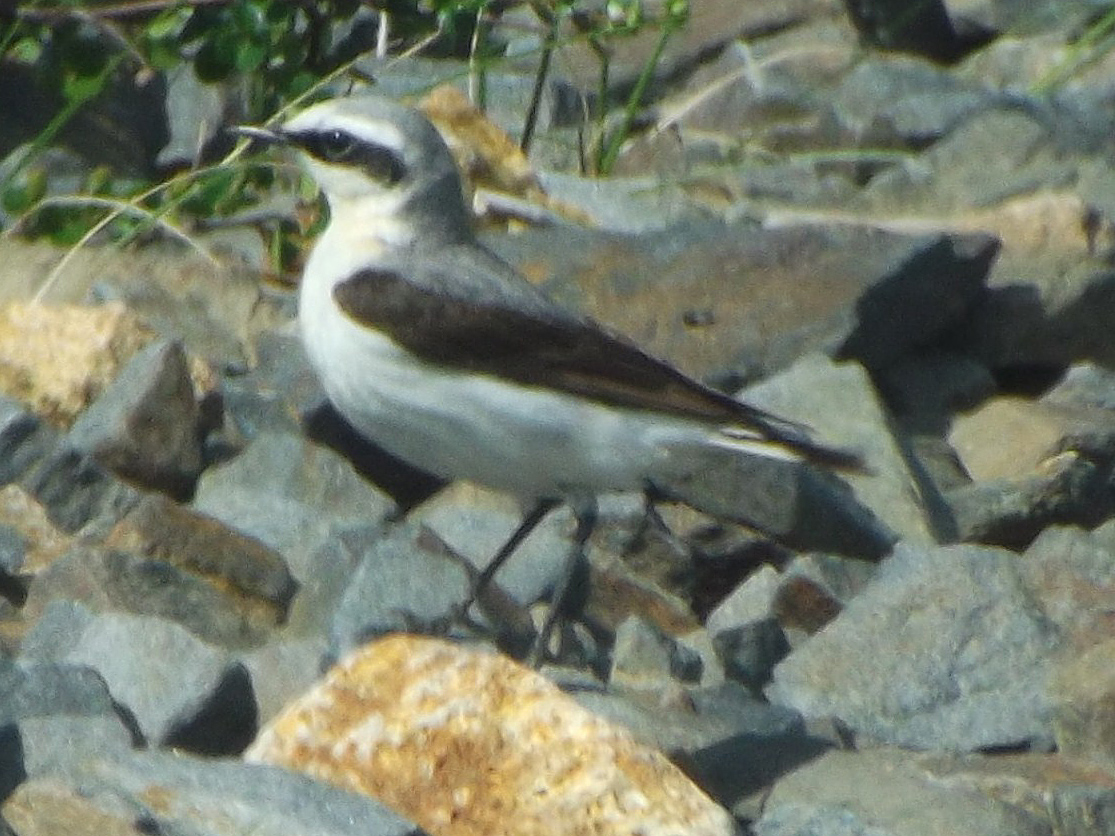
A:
229;124;287;146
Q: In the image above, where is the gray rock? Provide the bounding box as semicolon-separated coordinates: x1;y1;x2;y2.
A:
531;171;712;233
106;494;297;623
64;339;202;499
781;553;878;610
0;656;135;801
194;431;394;581
832;56;994;148
713;618;790;691
219;330;323;440
4;749;421;836
284;524;371;639
575;679;820;816
913;749;1115;836
157;64;240;169
610;614;702;689
1048;639;1115;774
4;715;134;798
962;0;1104;35
0;656;122;725
679;629;726;689
949;396;1115;483
0;397;56;485
767;542;1062;752
858;106;1075;216
0;526;26;576
655;438;896;560
705;565;782;638
19;447;141;534
1022;523;1115;652
699;546;859;654
741;354;927;546
536;0;833;107
239;634;329;725
488;222;996;388
414;485;575;608
351;53;575;140
945;451;1109;548
328;522;477;659
20;602;254;752
23;544;281;649
1044;361;1115;410
756;749;1050;836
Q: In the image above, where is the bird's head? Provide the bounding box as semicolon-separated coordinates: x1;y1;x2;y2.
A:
236;95;471;244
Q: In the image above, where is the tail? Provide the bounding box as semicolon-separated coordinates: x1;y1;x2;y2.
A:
719;425;867;473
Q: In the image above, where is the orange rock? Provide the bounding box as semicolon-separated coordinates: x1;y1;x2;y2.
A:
420;85;540;199
246;634;735;836
419;86;593;229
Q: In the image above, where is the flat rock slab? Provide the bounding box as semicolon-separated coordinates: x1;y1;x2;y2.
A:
742;354;930;545
3;749;420;836
487;222;997;385
757;749;1051;836
767;542;1062;752
247;634;737;836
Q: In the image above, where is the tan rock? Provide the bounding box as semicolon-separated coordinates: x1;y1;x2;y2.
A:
104;494;296;628
914;749;1115;827
246;634;735;836
949;396;1115;482
419;86;593;229
1049;638;1115;774
3;778;138;836
0;484;72;574
0;301;151;425
420;85;539;200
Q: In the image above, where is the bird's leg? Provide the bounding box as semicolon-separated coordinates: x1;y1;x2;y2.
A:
529;496;598;667
460;497;560;615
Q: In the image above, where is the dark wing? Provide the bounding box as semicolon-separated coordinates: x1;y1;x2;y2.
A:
333;267;860;469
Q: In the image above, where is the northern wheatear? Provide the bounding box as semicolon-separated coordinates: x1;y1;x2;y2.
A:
237;95;860;660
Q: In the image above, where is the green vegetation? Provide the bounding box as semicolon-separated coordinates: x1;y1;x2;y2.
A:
0;0;690;274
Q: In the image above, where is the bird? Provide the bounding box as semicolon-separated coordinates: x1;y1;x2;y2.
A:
235;94;862;662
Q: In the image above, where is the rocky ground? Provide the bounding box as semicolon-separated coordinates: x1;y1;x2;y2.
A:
3;1;1115;835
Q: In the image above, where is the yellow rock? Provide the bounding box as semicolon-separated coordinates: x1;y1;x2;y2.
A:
246;634;735;836
0;301;151;425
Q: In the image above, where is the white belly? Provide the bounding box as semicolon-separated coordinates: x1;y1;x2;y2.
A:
299;277;705;499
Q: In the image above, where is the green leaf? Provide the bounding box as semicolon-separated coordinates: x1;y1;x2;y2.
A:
235;40;268;72
62;69;107;103
194;33;237;81
1;167;47;214
233;0;269;39
145;7;190;39
10;35;42;63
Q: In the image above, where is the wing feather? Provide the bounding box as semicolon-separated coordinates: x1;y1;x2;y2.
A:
332;266;861;469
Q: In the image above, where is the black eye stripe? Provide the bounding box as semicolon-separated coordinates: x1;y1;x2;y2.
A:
286;129;406;185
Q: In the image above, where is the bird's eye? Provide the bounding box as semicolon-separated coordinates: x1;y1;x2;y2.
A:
291;128;406;184
315;130;358;162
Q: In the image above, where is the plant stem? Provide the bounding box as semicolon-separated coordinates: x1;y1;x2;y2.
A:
1;52;125;191
520;0;559;153
596;19;675;175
